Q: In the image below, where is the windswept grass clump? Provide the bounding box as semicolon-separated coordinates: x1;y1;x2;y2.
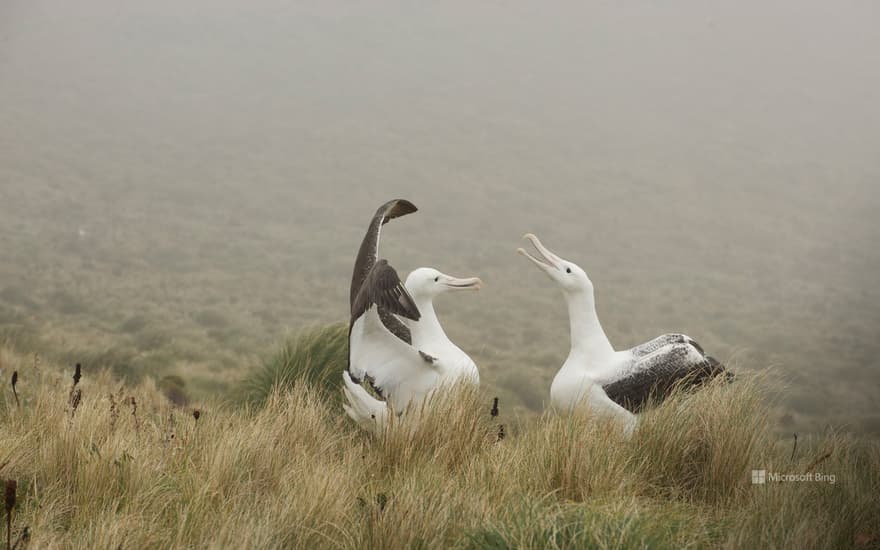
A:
0;347;877;548
244;323;348;407
372;383;499;473
632;375;770;504
498;376;771;507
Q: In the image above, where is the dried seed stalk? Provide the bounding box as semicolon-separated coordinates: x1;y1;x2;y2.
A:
10;373;18;408
68;363;83;419
130;397;140;436
69;389;82;420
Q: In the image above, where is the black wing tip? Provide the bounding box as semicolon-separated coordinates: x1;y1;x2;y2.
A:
379;261;421;321
377;199;418;221
391;307;420;322
399;298;421;322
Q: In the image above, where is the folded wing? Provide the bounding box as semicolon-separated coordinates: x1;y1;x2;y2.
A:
604;337;727;412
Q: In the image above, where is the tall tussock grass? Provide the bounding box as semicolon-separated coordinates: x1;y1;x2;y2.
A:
631;374;769;504
371;383;499;474
496;375;769;506
1;347;877;548
244;323;348;406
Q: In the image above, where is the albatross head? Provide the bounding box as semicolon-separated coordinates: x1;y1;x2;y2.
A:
405;267;483;300
517;234;593;294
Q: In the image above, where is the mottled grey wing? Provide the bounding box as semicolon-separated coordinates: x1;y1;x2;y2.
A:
629;333;703;358
604;343;723;412
349;199;418;309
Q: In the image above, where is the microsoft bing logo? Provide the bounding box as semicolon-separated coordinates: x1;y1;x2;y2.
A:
750;468;835;485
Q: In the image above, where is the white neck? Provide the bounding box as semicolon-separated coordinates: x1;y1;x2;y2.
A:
410;296;448;345
563;289;615;367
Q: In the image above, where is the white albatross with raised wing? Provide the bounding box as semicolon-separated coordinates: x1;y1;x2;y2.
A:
342;200;483;432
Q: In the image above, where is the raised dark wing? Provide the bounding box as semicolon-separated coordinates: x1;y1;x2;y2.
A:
351;260;421;326
349;199;418;309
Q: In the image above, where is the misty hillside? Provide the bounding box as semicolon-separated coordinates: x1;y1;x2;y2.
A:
1;1;878;435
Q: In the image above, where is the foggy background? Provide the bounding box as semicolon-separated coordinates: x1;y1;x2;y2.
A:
1;1;878;434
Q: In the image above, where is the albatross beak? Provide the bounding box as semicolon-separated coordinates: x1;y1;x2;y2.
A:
444;276;483;290
517;233;563;272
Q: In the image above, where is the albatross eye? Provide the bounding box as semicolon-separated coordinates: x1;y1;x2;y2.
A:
434;276;439;282
565;267;572;274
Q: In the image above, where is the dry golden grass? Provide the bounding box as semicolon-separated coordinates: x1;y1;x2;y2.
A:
0;347;877;549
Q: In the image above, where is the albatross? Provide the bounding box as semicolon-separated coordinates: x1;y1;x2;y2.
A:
342;199;483;431
403;267;482;384
517;233;728;435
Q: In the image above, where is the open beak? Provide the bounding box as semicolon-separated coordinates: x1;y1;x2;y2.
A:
517;233;563;272
444;275;483;290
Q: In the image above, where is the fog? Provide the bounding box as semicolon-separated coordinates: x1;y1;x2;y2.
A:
1;1;878;434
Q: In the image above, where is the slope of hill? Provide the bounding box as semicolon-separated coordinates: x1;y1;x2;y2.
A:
0;346;876;548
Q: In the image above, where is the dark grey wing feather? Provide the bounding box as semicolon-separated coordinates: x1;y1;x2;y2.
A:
367;260;420;320
351;260;421;327
378;307;412;344
604;341;727;413
349;199;418;309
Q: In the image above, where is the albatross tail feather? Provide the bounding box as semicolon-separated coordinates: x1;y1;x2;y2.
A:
342;371;388;433
705;356;736;382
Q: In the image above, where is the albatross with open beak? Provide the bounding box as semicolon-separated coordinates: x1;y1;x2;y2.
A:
518;233;728;435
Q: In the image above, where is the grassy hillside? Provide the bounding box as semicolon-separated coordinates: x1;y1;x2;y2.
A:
0;346;876;548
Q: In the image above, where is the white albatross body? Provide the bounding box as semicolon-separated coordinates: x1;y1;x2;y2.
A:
347;304;446;413
342;200;483;432
344;270;483;431
518;233;727;437
403;267;481;385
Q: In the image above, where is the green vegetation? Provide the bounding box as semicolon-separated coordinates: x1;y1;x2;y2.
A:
0;347;876;548
244;323;349;407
